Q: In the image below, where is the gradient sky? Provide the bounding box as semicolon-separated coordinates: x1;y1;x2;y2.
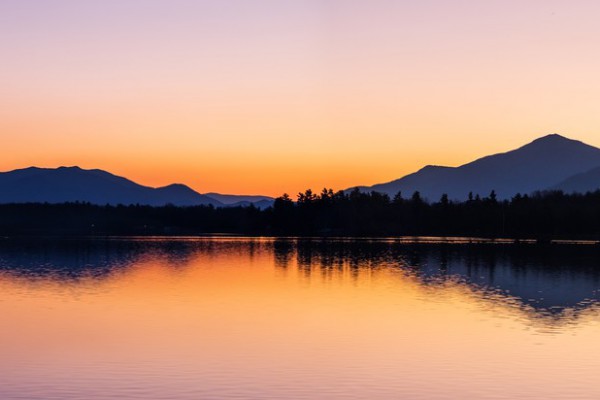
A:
2;0;600;196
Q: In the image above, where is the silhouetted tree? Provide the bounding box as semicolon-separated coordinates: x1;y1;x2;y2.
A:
440;193;449;207
2;188;600;239
393;191;403;204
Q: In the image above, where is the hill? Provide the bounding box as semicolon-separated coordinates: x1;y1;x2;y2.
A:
0;166;222;206
352;134;600;201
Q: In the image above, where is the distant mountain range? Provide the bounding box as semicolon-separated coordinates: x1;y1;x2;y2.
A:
4;134;600;207
204;193;275;209
0;166;273;208
351;134;600;201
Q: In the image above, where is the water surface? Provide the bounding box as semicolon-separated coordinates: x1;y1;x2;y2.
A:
1;237;600;399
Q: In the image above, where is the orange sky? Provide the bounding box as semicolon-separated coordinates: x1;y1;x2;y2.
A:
3;1;600;196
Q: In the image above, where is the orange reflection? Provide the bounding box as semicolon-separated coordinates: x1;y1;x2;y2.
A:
0;239;599;399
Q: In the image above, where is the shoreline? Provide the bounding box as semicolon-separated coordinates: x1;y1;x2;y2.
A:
2;234;600;246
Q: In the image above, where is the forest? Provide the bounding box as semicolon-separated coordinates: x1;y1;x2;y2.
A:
0;188;599;239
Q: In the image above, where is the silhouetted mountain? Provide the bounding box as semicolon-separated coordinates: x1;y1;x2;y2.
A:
205;193;274;209
353;134;600;201
0;166;222;206
226;199;274;210
550;166;600;193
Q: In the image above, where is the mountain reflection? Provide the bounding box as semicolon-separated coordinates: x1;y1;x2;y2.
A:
0;238;204;281
275;239;600;323
1;237;600;324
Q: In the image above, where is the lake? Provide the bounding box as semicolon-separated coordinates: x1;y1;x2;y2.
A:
1;237;600;399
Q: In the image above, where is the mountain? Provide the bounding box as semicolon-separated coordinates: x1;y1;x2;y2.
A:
0;166;223;207
227;199;274;210
204;192;273;204
551;166;600;193
7;134;600;207
204;192;274;209
351;134;600;201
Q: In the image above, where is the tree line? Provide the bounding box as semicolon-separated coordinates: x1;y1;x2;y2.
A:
271;188;600;239
1;188;600;239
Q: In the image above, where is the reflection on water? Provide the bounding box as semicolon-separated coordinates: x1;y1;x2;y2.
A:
4;238;598;320
278;239;600;327
1;237;600;399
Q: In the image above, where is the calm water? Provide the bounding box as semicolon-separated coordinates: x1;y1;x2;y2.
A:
2;237;600;399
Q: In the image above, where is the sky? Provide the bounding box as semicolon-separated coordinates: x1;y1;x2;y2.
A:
2;0;600;196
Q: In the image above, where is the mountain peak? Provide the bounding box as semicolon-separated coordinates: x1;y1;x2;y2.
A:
355;133;600;201
530;133;574;145
158;183;196;193
0;166;221;207
520;134;596;154
418;165;451;172
539;133;567;139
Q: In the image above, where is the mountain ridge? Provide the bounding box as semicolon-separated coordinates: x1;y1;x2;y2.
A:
551;166;600;194
4;134;600;206
0;166;269;208
350;134;600;201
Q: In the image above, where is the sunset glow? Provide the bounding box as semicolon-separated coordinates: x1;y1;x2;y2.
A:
2;239;600;399
3;1;600;195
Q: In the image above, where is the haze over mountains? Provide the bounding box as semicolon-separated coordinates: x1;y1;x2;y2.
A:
351;134;600;201
0;166;273;208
